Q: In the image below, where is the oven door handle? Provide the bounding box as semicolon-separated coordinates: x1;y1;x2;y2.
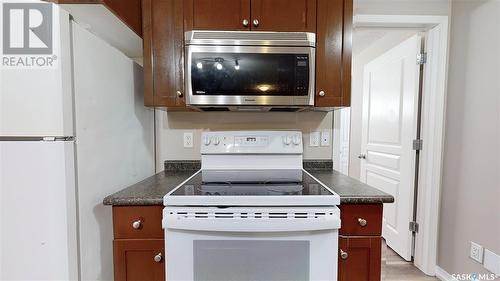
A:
164;216;341;232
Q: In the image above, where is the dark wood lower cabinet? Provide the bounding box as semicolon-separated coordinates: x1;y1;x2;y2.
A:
338;236;382;281
113;239;165;281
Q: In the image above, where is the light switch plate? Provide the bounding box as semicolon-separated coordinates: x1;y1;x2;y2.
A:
309;132;320;147
484;249;500;276
183;132;194;148
470;241;484;263
321;130;330;146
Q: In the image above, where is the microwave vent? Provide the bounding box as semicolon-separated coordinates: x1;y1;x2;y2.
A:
186;31;315;47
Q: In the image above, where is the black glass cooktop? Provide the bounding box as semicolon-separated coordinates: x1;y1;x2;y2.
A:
169;169;335;197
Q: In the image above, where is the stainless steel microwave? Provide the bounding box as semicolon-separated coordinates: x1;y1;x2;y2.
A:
185;31;315;111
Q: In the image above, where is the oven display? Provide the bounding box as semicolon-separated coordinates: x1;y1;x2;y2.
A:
234;136;269;147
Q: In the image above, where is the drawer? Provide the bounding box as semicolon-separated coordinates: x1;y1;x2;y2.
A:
339;204;382;236
113;206;164;239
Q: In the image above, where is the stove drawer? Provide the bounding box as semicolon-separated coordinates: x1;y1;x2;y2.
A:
113;206;164;239
339;204;382;236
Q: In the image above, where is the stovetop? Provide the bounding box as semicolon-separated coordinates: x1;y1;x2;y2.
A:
164;169;340;206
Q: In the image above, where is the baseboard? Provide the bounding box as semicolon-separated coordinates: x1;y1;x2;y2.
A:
435;266;453;281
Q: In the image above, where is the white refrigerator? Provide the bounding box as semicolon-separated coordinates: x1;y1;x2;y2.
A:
0;4;155;281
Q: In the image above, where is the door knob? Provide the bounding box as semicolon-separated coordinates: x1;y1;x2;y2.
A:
319;90;326;97
242;19;249;27
358;218;367;227
252;19;259;27
153;253;162;263
176;90;183;98
132;220;142;229
358;154;366;159
340;249;348;260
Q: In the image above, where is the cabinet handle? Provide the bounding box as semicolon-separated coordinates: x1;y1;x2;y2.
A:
242;19;249;27
358;218;367;227
252;19;259;27
340;249;348;260
319;90;326;97
176;90;183;98
153;253;162;263
132;220;142;229
358;154;366;159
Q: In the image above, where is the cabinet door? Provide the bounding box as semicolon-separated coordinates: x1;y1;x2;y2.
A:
315;0;352;107
250;0;316;32
185;0;251;31
113;239;165;281
143;0;185;107
338;236;382;281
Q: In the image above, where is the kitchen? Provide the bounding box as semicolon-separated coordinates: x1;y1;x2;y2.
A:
1;1;499;281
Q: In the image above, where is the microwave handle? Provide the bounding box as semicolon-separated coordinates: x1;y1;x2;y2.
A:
164;216;341;232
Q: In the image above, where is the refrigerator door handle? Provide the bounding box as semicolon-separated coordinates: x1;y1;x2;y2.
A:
42;136;75;142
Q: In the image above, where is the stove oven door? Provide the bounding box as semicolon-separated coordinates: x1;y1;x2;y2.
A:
163;207;340;281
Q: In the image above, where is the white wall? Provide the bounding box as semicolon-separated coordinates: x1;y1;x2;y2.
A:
437;0;500;275
72;22;155;281
355;0;451;16
349;28;421;179
155;111;333;171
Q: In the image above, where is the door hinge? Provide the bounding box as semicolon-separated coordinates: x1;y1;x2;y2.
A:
416;53;427;65
413;139;423;151
409;221;419;233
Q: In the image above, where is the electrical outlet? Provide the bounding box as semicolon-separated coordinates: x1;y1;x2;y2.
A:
321;130;330;146
470;241;484;263
309;132;320;147
183;132;194;148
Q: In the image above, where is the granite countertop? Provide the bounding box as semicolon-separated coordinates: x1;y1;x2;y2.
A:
103;161;394;205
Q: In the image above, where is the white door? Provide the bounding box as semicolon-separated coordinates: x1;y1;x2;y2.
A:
360;35;422;261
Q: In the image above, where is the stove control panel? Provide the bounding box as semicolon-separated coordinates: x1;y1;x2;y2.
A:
201;131;303;154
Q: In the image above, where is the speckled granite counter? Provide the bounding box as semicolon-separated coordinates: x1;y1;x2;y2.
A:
103;161;393;205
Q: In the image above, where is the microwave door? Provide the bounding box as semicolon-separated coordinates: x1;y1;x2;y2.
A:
185;45;315;107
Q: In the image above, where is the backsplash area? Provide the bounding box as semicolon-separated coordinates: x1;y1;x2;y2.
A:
155;111;333;171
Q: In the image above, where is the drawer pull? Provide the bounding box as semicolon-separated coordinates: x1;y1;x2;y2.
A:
358;218;367;227
154;253;162;263
132;220;142;229
340;249;348;260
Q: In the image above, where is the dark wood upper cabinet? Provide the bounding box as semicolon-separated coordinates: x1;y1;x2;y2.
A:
142;0;352;108
143;0;186;108
315;0;351;107
250;0;316;32
185;0;251;31
338;237;382;281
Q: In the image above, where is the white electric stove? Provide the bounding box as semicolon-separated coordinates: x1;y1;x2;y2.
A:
163;131;341;281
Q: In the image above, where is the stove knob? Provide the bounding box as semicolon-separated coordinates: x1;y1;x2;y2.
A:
292;135;301;145
203;136;211;146
283;136;292;145
212;137;220;145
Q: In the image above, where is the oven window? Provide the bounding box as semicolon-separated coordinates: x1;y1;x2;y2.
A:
193;240;310;281
191;53;309;96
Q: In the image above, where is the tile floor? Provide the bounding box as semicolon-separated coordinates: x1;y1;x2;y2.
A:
382;241;439;281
